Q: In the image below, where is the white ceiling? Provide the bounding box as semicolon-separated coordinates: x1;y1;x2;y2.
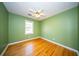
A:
3;2;78;21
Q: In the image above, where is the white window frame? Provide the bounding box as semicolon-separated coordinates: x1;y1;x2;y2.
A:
25;20;34;34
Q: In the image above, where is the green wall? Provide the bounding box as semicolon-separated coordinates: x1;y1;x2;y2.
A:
78;5;79;50
0;2;78;54
0;3;8;54
41;6;79;50
9;13;41;43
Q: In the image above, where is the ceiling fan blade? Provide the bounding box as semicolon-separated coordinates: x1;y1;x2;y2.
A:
29;9;34;13
29;9;36;13
28;13;32;16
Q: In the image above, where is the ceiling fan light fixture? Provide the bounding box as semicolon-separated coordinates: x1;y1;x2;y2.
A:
34;13;41;18
28;9;44;18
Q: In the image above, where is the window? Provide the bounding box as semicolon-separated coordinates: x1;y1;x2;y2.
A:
25;20;33;34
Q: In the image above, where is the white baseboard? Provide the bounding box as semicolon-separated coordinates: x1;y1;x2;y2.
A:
8;37;40;46
0;37;40;56
41;37;79;56
0;37;79;56
0;45;9;56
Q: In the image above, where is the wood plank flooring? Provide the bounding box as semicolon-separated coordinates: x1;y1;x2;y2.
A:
4;38;77;56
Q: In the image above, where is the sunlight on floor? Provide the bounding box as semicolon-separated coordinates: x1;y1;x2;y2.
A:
25;43;34;55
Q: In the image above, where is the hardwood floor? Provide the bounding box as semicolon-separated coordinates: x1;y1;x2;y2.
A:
4;38;77;56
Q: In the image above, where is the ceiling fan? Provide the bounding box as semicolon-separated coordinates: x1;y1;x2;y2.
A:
28;9;44;18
